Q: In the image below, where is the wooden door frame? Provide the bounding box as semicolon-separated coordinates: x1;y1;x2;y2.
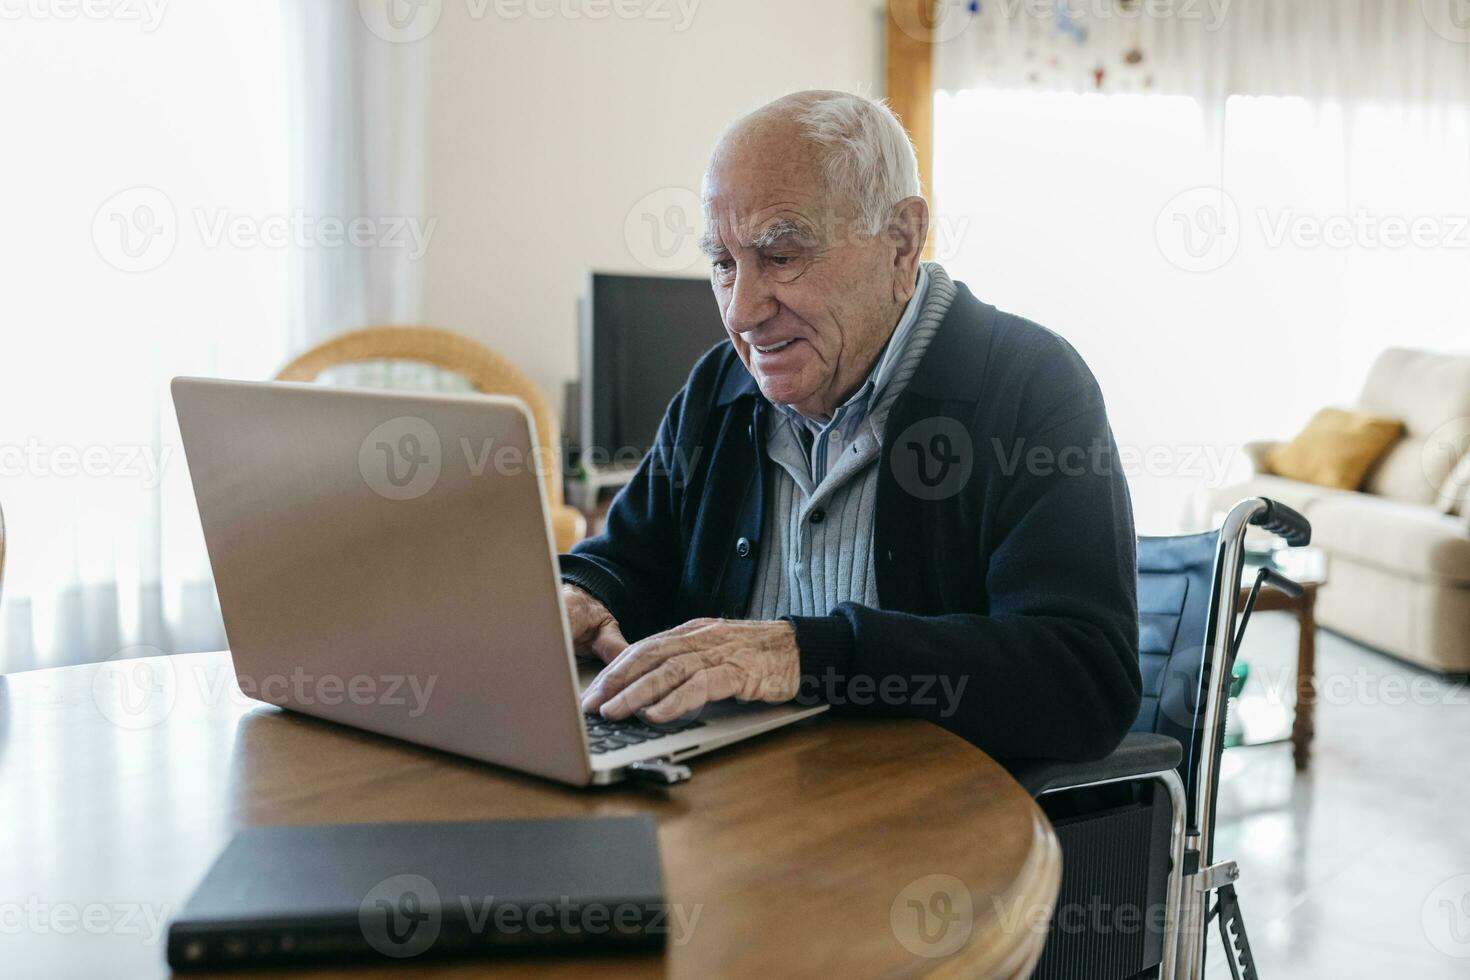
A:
885;0;937;250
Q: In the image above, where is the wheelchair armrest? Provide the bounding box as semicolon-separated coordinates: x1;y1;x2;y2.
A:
1011;732;1184;798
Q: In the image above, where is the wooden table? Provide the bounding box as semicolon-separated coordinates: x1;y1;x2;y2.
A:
0;652;1061;979
1237;549;1328;771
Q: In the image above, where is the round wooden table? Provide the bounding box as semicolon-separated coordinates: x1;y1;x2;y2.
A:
0;652;1060;978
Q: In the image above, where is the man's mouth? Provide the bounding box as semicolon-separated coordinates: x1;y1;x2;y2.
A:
754;339;796;354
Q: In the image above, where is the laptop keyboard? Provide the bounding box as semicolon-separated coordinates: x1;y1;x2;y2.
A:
583;713;706;755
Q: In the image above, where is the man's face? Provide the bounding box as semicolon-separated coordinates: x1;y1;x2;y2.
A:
701;122;906;421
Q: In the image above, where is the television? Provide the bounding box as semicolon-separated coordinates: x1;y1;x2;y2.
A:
579;272;728;475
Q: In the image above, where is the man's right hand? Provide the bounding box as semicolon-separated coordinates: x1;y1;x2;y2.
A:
562;584;630;664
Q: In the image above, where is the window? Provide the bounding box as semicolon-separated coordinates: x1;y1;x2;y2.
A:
0;5;291;671
935;89;1470;532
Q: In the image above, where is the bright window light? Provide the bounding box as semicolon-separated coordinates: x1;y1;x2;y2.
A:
0;5;291;670
935;89;1470;533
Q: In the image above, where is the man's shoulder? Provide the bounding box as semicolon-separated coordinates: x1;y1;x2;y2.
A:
929;281;1102;403
689;337;741;382
653;340;752;451
682;339;752;407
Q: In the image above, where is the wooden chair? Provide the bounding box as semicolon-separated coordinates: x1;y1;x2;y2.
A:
276;327;587;552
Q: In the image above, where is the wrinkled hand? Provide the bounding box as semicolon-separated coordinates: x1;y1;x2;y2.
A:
581;618;801;724
562;585;629;664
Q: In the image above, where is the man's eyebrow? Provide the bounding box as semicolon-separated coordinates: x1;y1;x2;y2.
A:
698;218;821;259
698;231;725;259
746;219;819;250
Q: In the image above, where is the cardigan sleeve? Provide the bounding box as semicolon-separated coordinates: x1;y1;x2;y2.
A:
558;388;689;643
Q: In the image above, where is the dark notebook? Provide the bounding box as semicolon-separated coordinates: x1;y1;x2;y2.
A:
167;817;667;970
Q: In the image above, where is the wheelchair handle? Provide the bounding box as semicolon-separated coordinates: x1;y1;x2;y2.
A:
1248;498;1312;547
1260;568;1304;599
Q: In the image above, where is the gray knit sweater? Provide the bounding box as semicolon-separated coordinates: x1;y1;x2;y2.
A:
746;263;959;618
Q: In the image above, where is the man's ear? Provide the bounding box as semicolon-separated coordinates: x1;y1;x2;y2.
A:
886;196;930;301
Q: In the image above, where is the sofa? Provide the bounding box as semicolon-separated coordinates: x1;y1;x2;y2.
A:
1211;348;1470;673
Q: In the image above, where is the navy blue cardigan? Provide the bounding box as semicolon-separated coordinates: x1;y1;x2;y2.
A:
560;282;1141;763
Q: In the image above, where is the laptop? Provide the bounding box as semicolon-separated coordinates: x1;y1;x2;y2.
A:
171;377;826;786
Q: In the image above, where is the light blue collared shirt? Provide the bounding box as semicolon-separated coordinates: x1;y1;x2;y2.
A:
776;263;932;485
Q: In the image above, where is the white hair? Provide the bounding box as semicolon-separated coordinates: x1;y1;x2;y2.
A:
794;92;922;235
707;91;923;238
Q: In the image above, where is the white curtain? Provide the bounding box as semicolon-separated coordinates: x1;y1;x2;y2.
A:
934;0;1470;103
0;5;290;674
280;2;433;350
0;2;431;674
929;0;1470;533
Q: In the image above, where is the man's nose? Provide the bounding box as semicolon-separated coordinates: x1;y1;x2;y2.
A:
724;265;778;335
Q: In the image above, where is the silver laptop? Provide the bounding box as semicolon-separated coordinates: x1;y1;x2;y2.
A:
171;377;825;786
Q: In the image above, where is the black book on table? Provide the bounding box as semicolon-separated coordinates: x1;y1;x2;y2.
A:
167;816;668;970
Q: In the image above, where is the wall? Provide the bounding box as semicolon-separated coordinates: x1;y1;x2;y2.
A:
421;0;886;417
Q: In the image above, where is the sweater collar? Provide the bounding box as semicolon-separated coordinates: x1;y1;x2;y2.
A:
901;280;989;404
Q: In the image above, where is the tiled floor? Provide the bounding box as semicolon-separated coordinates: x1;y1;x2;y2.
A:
1205;615;1470;978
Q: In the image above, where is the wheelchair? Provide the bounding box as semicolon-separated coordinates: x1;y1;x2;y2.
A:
1013;497;1314;980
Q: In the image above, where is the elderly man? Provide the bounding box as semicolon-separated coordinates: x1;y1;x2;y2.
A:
562;91;1140;762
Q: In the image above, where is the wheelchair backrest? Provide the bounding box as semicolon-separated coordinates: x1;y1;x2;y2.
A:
1134;530;1219;824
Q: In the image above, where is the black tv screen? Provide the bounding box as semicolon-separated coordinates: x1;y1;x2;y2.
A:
581;273;729;468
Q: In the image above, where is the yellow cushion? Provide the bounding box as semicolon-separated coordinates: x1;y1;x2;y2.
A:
1266;408;1405;491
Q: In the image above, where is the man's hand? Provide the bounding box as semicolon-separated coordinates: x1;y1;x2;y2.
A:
562;584;629;664
580;618;801;724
